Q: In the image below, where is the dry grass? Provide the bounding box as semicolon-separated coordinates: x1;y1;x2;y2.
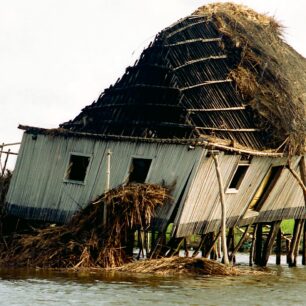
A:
115;256;269;276
116;256;239;276
0;183;171;269
193;3;306;155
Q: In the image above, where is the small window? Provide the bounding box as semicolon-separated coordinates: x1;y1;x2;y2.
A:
128;158;152;183
65;154;90;183
226;164;249;193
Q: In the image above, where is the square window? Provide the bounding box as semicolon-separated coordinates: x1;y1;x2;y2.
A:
65;154;90;183
128;158;152;183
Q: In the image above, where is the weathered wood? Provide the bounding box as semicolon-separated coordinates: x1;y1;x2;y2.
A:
303;223;306;265
192;234;208;257
254;223;263;265
173;55;227;70
229;225;251;262
261;221;281;266
293;220;304;266
198;127;260;132
212;153;229;265
181;79;232;91
288;160;306;196
165;37;222;47
188;106;246;112
276;228;282;265
288;219;303;267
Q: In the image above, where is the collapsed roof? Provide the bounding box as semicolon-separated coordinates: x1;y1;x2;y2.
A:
61;3;306;155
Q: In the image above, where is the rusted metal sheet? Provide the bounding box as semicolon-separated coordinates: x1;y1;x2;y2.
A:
5;133;202;226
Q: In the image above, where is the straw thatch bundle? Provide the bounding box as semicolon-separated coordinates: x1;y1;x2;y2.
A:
116;256;239;276
194;3;306;154
0;183;170;268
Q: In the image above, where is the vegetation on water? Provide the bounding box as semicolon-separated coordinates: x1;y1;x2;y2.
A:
0;183;171;269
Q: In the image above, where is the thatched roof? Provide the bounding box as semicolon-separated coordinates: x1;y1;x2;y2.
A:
61;3;306;155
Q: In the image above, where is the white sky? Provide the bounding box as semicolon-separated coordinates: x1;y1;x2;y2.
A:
1;0;306;168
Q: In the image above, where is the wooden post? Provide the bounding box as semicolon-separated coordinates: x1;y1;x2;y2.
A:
103;150;111;225
299;156;306;265
276;228;282;265
229;225;251;262
261;221;281;266
1;149;10;176
249;224;257;266
212;153;229;265
254;223;263;265
303;223;306;265
288;219;303;267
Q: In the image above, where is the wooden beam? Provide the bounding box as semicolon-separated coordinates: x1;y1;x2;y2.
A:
173;55;227;71
181;79;232;91
166;20;205;38
188;106;246;112
288;160;306;196
164;37;222;47
197;127;260;132
0;150;18;156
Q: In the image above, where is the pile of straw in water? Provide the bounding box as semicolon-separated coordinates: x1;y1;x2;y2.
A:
0;183;170;269
116;256;239;276
194;3;306;155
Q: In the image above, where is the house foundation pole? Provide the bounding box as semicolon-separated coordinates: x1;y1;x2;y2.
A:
288;219;303;267
249;224;257;266
276;228;282;265
103;150;112;225
299;156;306;265
212;153;229;265
254;223;263;265
261;221;281;266
229;225;251;263
302;223;306;265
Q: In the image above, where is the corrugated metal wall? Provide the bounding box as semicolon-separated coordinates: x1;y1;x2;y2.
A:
174;154;306;237
253;157;305;223
6;133;202;226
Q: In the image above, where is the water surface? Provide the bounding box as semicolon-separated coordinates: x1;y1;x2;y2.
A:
1;255;305;306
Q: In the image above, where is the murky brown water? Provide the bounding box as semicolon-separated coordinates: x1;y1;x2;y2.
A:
1;254;306;306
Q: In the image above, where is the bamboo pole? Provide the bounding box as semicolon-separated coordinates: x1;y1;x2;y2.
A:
103;150;112;225
212;153;229;265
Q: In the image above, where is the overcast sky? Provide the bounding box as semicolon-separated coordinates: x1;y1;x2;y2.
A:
1;0;306;167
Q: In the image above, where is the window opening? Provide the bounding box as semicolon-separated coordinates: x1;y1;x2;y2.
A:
128;158;152;183
65;154;90;182
228;164;249;190
251;166;283;211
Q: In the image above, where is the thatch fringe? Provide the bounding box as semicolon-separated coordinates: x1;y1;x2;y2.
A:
193;3;306;155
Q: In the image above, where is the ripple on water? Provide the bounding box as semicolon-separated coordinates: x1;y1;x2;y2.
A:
1;258;306;306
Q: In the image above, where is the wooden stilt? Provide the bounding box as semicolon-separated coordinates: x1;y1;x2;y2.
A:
254;223;263;265
298;156;306;266
303;222;306;265
249;224;257;266
202;231;221;258
293;220;304;266
183;238;189;257
288;219;303;267
192;234;208;257
276;228;282;265
229;225;251;262
261;221;281;266
212;153;229;265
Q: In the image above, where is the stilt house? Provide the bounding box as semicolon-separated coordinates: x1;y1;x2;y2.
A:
5;3;306;238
